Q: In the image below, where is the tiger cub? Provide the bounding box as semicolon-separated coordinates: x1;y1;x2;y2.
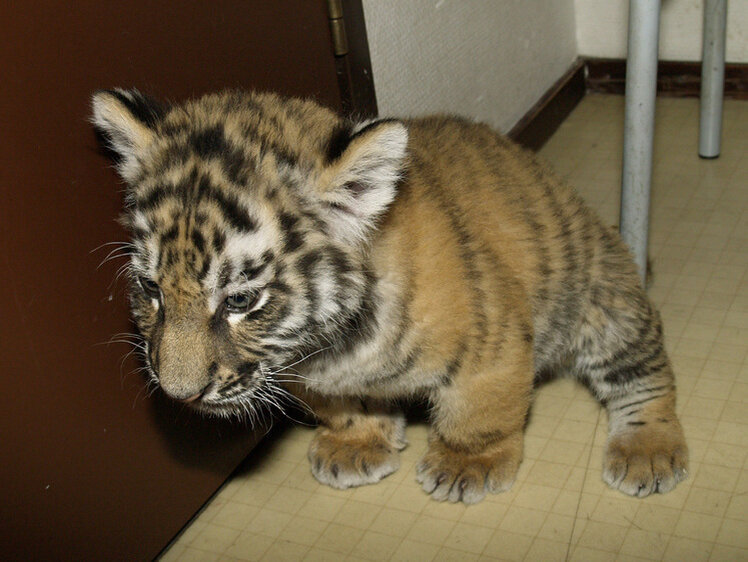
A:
92;89;688;504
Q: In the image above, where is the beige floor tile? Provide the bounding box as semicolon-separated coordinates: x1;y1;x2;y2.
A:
457;498;509;528
390;539;440;562
190;524;241;555
259;539;310;561
224;531;274;561
715;517;748;549
295;493;347;522
313;522;365;554
633;503;682;536
350;529;402;560
682;486;732;518
692;463;741;492
367;507;419;538
442;522;495;554
663;537;713;562
230;479;280;508
332;499;383;530
524;537;569;562
420;499;469;521
674;511;724;543
279;515;329;547
523;460;573;489
387;477;431;513
575;520;628;552
482;529;535;561
620;528;670;560
301;547;349;562
536;512;576;543
568;545;617;562
406;515;457;546
498;505;548;536
708;544;748;562
589;496;641;527
432;546;480;562
211;502;261;531
702;438;748;468
179;548;223;562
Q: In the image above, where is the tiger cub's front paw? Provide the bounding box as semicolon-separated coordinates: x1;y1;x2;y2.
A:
416;433;523;504
308;415;407;489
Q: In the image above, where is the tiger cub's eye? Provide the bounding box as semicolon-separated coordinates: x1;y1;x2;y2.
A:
225;292;258;313
138;277;161;299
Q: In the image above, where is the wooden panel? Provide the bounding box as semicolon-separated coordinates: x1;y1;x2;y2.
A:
0;2;343;560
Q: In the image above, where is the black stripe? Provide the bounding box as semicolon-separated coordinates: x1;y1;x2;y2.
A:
329;271;379;354
137;185;177;212
621;408;641;417
190;126;229;159
212;228;226;253
241;120;297;167
587;310;660;371
364;348;421;387
534;179;584;358
610;388;672;412
240;258;267;280
237;361;259;377
267;280;291;296
160;224;179;245
326;122;354;163
484;146;553;311
197;175;256;233
412;151;488;359
197;255;212;281
441;340;468;386
191;229;205;253
603;342;666;385
217;261;233;289
103;89;165;128
280;213;305;253
297;252;323;319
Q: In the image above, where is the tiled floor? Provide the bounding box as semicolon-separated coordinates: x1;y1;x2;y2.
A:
160;94;747;562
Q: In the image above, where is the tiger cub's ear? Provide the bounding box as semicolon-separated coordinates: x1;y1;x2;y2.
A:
316;119;408;244
91;89;165;182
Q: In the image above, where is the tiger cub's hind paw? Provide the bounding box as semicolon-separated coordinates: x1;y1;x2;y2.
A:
603;423;688;497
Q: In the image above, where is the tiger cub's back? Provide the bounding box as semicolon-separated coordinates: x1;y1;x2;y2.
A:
375;115;636;377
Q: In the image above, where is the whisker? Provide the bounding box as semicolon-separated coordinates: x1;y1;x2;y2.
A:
268;345;332;376
97;248;135;269
90;241;134;254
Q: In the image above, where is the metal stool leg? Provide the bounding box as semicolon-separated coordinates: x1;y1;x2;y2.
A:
621;0;661;284
699;0;728;159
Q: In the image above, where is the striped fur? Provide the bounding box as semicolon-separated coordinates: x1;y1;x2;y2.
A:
92;89;687;503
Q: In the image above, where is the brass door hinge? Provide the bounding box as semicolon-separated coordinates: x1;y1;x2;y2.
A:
327;0;348;56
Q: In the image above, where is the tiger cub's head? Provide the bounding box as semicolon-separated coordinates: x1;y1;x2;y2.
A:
92;89;407;419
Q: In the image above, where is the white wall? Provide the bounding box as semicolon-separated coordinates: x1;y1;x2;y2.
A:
362;0;578;133
575;0;748;62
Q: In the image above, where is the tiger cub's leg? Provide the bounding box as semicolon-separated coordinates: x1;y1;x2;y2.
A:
416;340;533;504
577;294;688;497
290;386;407;489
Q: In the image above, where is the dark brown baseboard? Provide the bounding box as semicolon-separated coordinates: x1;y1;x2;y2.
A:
507;56;747;152
586;57;748;100
508;58;586;151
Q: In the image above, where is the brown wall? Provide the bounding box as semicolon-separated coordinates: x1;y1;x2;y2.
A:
0;2;361;560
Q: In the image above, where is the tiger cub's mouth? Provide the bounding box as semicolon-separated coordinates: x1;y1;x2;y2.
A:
178;365;301;424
